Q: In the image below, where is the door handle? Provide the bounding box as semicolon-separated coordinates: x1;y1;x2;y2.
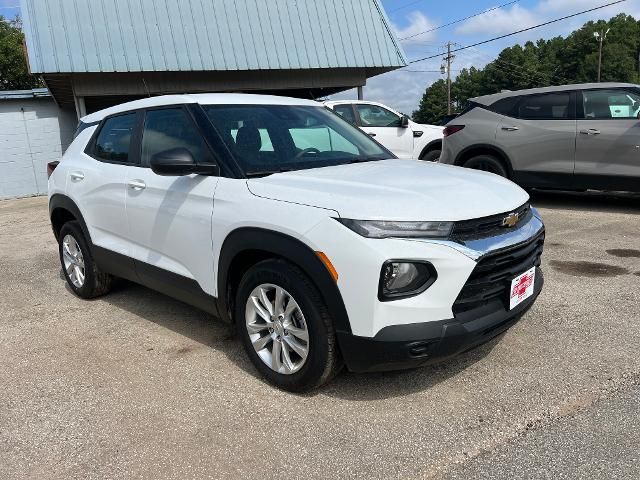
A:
580;128;601;135
501;126;519;131
70;171;84;181
367;132;376;137
127;179;146;191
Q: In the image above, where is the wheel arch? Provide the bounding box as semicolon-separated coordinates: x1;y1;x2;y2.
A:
49;194;92;244
418;139;442;160
454;144;514;178
217;227;351;334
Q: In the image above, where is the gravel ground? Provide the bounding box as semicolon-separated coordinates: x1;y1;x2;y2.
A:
0;191;639;479
446;385;640;479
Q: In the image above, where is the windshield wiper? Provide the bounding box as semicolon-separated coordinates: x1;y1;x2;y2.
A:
344;156;381;164
245;167;295;178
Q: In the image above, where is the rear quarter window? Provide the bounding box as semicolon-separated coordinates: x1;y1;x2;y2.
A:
91;113;137;163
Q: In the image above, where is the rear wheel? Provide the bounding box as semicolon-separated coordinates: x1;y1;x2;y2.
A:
58;221;112;299
236;259;341;391
420;149;441;162
462;154;508;177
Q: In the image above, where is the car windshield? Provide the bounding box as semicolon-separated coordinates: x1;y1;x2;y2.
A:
203;104;392;176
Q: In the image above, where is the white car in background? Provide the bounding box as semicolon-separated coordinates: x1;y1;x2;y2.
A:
324;100;444;161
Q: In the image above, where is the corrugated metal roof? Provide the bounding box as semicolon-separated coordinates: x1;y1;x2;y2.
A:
21;0;406;74
0;88;51;100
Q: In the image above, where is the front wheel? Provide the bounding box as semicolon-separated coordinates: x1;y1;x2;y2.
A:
462;154;508;177
58;221;112;299
420;149;441;162
236;259;341;391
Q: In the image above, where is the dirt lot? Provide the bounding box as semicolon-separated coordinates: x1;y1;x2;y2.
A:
1;192;639;479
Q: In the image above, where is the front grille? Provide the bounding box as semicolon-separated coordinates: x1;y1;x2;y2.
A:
452;203;531;240
453;231;545;314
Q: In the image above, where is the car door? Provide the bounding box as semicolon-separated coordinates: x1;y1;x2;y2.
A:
354;104;414;158
575;88;640;190
495;92;577;179
125;105;220;296
68;112;141;259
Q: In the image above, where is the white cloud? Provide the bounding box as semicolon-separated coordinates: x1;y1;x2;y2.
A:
454;0;640;37
330;68;443;116
455;4;540;36
391;11;437;44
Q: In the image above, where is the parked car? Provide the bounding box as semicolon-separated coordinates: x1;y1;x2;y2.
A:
324;100;443;161
48;94;545;391
439;83;640;192
438;114;459;126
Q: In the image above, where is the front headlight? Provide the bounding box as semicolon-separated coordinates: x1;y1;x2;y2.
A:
336;218;453;239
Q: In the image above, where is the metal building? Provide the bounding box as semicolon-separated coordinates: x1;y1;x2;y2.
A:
20;0;406;116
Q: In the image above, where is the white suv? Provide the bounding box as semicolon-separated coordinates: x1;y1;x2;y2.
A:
48;94;545;391
324;100;443;161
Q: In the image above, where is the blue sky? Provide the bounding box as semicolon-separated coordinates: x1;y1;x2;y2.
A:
0;0;19;19
2;0;639;113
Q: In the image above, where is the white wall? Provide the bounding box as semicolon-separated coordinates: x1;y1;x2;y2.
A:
0;99;76;199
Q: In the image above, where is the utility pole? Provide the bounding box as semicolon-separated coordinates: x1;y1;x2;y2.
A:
443;42;455;115
594;28;610;83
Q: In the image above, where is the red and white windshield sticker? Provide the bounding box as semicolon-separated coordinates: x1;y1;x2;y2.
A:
509;266;536;310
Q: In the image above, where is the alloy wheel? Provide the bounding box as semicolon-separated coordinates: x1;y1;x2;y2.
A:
245;283;310;375
62;234;86;288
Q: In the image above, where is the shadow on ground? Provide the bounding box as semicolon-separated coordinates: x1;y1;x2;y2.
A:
530;189;640;214
90;276;501;400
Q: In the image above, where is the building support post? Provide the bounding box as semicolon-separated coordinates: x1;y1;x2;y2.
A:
357;85;364;100
73;95;87;120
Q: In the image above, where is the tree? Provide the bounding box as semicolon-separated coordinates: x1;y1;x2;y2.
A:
0;15;42;90
412;79;448;124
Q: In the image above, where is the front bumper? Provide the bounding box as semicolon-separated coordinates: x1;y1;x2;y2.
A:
338;268;543;373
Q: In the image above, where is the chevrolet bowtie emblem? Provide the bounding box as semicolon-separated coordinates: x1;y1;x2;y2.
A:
502;212;520;228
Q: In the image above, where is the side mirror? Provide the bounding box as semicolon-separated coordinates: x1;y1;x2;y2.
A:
400;115;410;128
149;148;218;176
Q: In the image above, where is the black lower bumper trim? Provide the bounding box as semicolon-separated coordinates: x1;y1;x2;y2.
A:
337;268;543;373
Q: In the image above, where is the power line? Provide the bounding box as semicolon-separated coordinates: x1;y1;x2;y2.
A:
399;1;519;41
409;0;626;63
460;45;550;83
389;0;424;14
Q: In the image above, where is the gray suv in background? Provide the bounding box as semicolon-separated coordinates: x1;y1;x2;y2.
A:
439;83;640;192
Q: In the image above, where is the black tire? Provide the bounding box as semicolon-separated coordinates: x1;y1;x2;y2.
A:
58;221;112;299
235;258;342;392
420;149;441;162
462;154;508;177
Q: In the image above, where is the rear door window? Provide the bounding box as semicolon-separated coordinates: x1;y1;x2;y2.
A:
92;113;137;163
490;97;520;117
517;93;570;120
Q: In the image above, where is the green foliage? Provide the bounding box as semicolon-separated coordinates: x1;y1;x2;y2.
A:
413;14;640;122
413;79;448;124
0;15;42;90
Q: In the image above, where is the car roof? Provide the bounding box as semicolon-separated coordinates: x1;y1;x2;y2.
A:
81;93;321;123
324;100;387;107
470;82;640;106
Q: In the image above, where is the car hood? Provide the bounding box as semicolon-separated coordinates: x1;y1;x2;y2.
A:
246;159;529;221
